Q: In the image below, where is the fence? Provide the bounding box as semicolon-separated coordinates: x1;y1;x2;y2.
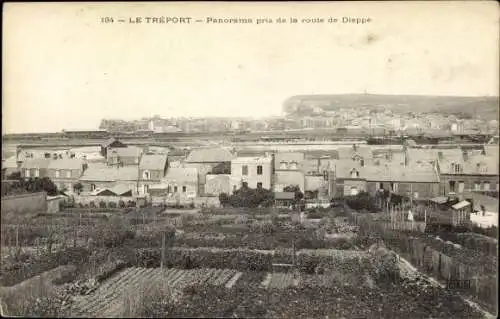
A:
72;195;147;207
348;211;497;312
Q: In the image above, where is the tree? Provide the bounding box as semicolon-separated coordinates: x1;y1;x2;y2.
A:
73;182;83;195
219;193;230;207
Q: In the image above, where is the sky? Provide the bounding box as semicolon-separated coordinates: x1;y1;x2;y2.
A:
2;1;499;134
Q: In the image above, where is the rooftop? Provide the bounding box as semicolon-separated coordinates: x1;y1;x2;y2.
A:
80;164;139;181
163;167;198;183
232;156;272;164
47;159;85;170
186;147;235;163
140;154;168;170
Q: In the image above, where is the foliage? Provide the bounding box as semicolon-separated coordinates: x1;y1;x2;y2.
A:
118;200;126;208
345;192;378;213
2;175;59;196
219;193;230;207
108;201;117;208
283;185;304;204
227;186;274;208
98;200;107;208
89;201;96;208
73;182;83;195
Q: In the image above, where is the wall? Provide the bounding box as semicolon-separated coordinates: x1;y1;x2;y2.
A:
335;179;366;197
151;195;220;208
275;171;305;192
205;174;231;196
21;168;48;178
366;181;439;199
230;161;272;191
72;194;141;206
46;198;62;214
47;168;83;180
1;192;47;218
139;168;164;182
440;174;499;196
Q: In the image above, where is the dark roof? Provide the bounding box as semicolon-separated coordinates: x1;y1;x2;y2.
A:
186;148;235;163
102;138;126;148
275;192;295;200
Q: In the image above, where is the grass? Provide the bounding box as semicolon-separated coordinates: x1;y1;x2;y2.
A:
121;278;173;317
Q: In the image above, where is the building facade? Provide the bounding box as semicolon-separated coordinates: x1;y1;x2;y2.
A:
230;156;273;192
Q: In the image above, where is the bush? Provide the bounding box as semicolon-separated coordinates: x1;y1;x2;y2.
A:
89;201;96;208
127;201;136;208
108;202;117;208
99;200;106;208
118;200;126;208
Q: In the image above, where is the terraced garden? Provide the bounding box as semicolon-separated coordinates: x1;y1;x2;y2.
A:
69;267;243;317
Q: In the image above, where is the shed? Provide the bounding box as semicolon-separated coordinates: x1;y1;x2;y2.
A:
274;192;295;208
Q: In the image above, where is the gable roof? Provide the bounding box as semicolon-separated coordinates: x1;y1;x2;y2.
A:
109;184;134;196
21;159;51;169
80;164;139;181
163;167;198;184
140;154;168;170
186;148;235;163
47;159;85;170
335;146;373;160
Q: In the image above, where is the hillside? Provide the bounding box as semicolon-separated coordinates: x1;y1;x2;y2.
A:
283;94;499;119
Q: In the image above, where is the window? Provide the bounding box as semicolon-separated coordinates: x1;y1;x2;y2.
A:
143;185;150;194
55;169;60;178
483;182;490;191
35;169;40;178
350;187;358;196
391;182;399;192
474;182;480;190
66;170;71;178
182;186;187;193
167;185;172;193
174;186;178;193
242;182;248;188
242;165;248;175
289;162;298;170
257;182;263;189
449;181;456;192
476;163;481;172
91;184;96;191
66;183;72;191
143;170;150;180
279;161;287;169
454;164;462;174
257;165;263;175
350;169;359;178
458;181;465;193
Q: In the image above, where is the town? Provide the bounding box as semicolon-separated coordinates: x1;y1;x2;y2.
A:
1;107;498;318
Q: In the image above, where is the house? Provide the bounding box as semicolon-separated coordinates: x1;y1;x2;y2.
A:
205;174;231;196
20;159;51;179
79;164;139;194
438;154;499;195
450;200;471;226
160;167;199;198
274;152;305;192
47;159;87;193
107;146;143;166
331;160;366;197
138;154;168;194
364;163;440;199
100;138;127;158
230;156;273;192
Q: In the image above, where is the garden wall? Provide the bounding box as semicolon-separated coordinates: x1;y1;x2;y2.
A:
1;192;47;218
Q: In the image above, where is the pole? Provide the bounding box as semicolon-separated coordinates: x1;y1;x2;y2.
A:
160;231;166;270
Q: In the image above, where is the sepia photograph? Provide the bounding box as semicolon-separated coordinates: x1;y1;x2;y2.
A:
1;1;499;318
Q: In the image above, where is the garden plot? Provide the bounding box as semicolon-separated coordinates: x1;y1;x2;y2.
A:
70;267;243;318
261;273;298;289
